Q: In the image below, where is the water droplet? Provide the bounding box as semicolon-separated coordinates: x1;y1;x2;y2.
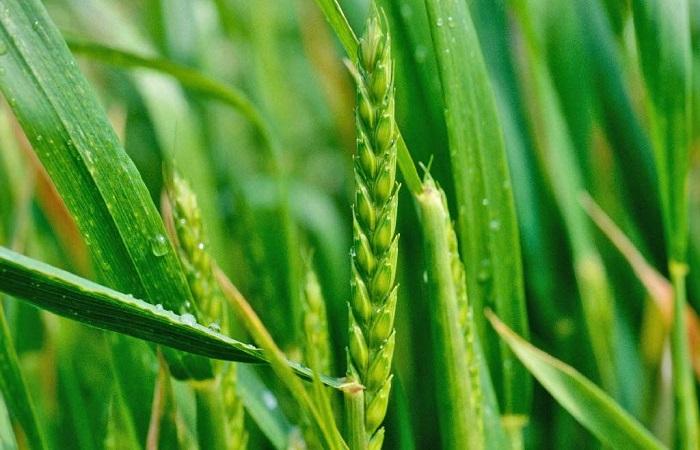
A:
481;198;489;206
155;303;164;311
262;391;278;410
423;271;428;283
208;322;221;332
436;17;444;27
447;16;455;28
489;220;501;231
477;259;491;283
180;313;197;326
400;4;412;18
414;45;427;63
151;234;169;256
197;242;205;251
0;41;7;55
84;150;94;165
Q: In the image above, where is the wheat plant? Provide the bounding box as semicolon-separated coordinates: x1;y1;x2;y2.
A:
345;12;399;450
0;0;697;449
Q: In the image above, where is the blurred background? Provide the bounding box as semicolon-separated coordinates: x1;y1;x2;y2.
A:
1;0;699;448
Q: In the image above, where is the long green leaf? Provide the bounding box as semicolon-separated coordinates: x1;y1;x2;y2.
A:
574;0;663;264
0;246;349;390
631;0;699;447
0;0;213;379
487;312;666;450
236;365;296;450
0;394;18;450
632;0;693;256
512;0;618;398
0;305;45;450
421;0;530;416
65;39;274;156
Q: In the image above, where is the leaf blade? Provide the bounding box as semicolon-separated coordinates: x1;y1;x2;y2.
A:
421;0;531;416
488;312;666;450
0;306;46;450
0;246;348;390
0;0;216;381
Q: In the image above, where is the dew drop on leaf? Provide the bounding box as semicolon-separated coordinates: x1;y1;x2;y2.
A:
180;313;197;326
262;391;278;410
151;234;169;256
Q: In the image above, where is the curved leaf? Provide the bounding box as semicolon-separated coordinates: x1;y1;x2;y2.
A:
0;247;349;390
0;0;213;380
488;311;666;450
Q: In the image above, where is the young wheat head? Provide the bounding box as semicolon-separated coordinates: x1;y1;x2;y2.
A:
347;10;399;450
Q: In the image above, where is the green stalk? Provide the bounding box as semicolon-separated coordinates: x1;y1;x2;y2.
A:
511;0;617;396
235;365;296;450
416;177;480;450
194;382;228;450
669;261;697;449
59;356;97;450
215;268;349;450
631;0;698;446
146;355;182;450
344;386;367;450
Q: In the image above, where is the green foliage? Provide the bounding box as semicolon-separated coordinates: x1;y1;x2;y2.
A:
488;312;666;450
422;0;531;418
0;0;696;448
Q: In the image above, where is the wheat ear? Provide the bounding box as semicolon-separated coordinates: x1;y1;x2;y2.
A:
166;168;247;450
346;10;399;450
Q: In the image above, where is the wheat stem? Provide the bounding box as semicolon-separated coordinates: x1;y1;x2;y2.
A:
215;267;348;450
417;177;481;450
